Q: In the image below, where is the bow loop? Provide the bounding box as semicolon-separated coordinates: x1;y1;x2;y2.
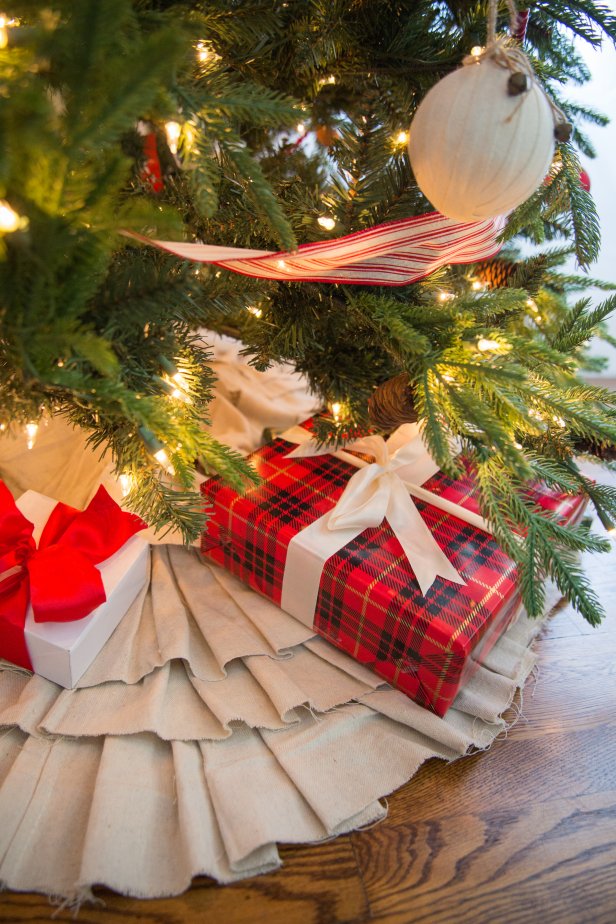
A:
341;434;390;468
327;462;392;531
27;544;107;624
0;482;35;557
284;425;465;596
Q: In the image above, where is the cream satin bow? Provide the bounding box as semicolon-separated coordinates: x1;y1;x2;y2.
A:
286;424;466;596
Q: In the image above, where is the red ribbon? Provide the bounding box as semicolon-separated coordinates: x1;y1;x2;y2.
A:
0;483;147;671
512;9;529;43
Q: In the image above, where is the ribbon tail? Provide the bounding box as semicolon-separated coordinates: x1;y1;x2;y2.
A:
386;479;465;596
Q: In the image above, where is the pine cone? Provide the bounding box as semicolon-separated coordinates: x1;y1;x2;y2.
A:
474;258;517;289
368;373;418;430
315;125;339;147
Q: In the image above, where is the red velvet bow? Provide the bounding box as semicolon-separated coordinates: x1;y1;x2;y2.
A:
0;483;147;671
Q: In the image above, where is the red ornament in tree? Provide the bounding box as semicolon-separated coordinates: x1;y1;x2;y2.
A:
138;123;164;193
580;169;591;193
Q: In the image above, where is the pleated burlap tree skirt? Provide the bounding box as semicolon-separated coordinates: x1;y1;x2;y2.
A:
0;337;560;899
0;546;560;898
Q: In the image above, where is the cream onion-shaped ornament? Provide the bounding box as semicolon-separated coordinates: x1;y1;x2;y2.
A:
408;1;570;222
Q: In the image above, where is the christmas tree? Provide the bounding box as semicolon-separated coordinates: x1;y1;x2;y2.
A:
1;0;616;625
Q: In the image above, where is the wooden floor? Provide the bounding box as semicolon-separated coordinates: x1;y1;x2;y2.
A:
2;508;615;922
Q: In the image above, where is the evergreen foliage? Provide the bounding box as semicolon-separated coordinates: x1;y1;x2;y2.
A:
1;1;616;619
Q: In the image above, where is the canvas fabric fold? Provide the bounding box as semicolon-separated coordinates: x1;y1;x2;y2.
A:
0;339;560;900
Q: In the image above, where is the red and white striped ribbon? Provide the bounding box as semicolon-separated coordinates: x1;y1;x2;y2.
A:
123;211;505;287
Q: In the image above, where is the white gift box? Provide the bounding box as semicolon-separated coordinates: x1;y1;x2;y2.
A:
14;490;150;688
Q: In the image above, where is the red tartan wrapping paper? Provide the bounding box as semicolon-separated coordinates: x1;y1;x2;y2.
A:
201;422;586;715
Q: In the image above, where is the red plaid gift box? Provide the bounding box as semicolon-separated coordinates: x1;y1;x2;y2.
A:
201;421;586;715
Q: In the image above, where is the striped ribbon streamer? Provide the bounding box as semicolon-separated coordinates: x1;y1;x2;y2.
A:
123;211;505;287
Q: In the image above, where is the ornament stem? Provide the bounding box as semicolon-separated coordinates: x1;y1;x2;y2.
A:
487;0;520;45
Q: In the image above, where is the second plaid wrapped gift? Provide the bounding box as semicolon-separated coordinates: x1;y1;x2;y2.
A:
201;420;584;715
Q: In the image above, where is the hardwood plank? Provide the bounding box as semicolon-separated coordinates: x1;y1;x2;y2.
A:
539;604;585;639
352;790;616;924
377;723;616;827
560;601;616;636
0;837;368;924
508;632;616;739
541;557;616;639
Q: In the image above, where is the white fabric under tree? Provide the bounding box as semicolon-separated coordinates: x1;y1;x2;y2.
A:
0;336;558;900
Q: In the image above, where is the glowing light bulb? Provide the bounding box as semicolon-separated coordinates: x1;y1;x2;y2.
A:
438;291;454;302
330;401;342;421
471;280;485;291
526;298;538;312
277;259;286;269
164;370;191;403
477;338;501;352
0;14;17;49
196;42;219;64
608;526;616;538
171;371;187;389
327;75;336;84
0;200;25;233
318;215;336;231
154;448;175;476
165;121;182;154
394;130;409;145
296;122;306;134
247;305;262;318
25;422;38;450
0;423;5;432
119;473;134;497
470;45;484;58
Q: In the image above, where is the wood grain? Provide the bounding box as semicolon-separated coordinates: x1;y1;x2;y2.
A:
353;790;616;924
1;492;615;922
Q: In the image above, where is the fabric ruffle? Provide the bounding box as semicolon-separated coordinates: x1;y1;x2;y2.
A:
0;570;559;898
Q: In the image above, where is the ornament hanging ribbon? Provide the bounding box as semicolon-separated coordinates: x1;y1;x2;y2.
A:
122;211;505;288
0;483;147;671
279;423;492;629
